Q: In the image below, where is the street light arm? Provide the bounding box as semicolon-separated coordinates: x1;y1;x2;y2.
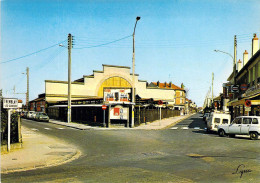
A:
214;49;234;60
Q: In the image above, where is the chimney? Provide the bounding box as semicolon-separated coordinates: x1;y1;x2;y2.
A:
252;33;259;56
169;82;172;88
237;59;242;72
164;82;167;87
243;50;248;66
157;81;160;87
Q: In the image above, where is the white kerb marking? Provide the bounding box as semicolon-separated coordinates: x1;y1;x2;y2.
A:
194;127;200;130
44;128;51;130
182;127;189;130
170;127;178;129
31;128;39;131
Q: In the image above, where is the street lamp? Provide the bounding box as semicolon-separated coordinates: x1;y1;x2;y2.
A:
131;16;141;128
214;49;234;60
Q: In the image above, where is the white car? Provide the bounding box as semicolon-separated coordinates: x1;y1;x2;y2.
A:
217;116;260;140
27;111;35;119
206;112;231;132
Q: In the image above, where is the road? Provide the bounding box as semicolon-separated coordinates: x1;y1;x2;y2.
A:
2;113;260;182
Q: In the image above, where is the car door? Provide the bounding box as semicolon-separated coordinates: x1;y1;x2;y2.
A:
228;117;242;134
240;118;252;134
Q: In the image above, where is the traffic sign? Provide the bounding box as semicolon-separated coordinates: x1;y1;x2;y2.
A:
158;100;163;105
3;98;18;109
102;105;107;110
245;100;251;107
240;84;248;91
231;85;239;92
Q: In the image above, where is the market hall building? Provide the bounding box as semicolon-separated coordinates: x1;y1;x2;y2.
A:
44;64;185;127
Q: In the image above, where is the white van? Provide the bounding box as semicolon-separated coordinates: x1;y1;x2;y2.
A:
206;112;231;132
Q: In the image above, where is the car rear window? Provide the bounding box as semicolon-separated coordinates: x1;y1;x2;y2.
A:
222;119;229;124
252;118;259;124
214;118;220;123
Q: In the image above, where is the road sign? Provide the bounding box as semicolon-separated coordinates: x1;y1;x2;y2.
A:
245;107;251;111
158;100;163;105
240;84;248;91
231;85;239;92
245;100;251;107
3;98;18;109
102;105;107;110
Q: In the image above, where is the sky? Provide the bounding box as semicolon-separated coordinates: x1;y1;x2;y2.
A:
1;0;260;107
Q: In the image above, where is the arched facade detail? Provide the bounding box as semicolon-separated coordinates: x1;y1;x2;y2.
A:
96;76;132;97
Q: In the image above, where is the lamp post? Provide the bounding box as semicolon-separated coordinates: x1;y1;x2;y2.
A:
131;16;140;128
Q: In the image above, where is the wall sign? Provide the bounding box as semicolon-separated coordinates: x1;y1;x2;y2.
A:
3;98;18;109
104;88;131;104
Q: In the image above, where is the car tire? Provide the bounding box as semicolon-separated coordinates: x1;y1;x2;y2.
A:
218;129;226;137
250;132;259;140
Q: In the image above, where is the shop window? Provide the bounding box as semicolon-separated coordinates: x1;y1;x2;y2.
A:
252;118;259;124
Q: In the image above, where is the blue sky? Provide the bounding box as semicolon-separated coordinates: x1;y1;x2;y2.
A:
1;0;260;107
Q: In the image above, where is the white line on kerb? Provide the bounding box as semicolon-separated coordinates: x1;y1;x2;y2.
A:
182;127;189;130
170;127;178;129
31;128;39;131
44;128;51;130
194;127;200;130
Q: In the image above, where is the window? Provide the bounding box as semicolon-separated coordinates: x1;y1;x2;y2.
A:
232;118;242;124
214;118;220;123
242;118;252;124
252;118;259;124
223;119;229;124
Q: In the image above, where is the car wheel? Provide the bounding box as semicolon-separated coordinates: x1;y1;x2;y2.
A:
250;132;259;140
218;129;226;137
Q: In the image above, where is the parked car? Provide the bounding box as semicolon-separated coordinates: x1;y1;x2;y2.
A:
206;112;231;132
27;111;35;119
218;116;260;140
35;112;49;122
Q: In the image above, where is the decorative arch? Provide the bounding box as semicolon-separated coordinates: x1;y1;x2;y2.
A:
97;76;132;97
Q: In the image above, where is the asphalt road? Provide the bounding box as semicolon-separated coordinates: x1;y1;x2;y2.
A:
2;113;260;183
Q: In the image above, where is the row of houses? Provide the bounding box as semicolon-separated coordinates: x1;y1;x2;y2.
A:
213;34;260;119
28;64;197;127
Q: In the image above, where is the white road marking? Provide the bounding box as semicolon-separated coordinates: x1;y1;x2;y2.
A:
182;127;189;130
170;127;178;129
31;128;39;131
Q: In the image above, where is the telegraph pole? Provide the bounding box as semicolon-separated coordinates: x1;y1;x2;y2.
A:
67;33;73;123
234;35;237;85
26;67;29;111
212;72;214;107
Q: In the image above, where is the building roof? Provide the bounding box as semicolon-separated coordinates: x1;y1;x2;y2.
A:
151;82;185;91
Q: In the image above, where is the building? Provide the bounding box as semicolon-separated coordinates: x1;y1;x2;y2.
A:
38;64;187;127
226;34;260;118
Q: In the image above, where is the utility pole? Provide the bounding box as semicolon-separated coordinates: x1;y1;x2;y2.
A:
234;35;237;85
212;72;214;107
131;16;140;128
67;33;73;123
26;67;29;111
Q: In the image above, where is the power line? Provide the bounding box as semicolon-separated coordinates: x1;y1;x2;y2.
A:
0;40;66;64
74;35;132;49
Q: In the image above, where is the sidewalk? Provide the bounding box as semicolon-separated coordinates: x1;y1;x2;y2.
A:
48;113;195;130
1;126;81;174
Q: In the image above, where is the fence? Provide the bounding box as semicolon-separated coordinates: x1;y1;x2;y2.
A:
134;107;180;126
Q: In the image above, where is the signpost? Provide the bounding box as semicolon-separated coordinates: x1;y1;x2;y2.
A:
102;105;107;127
158;100;163;126
3;98;18;152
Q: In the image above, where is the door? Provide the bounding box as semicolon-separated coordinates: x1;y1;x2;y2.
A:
240;118;252;134
228;118;242;134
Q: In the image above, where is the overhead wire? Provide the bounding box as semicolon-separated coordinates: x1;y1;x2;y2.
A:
0;40;66;64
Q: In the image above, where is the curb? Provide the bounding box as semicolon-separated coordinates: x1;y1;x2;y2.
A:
1;150;82;174
49;120;93;130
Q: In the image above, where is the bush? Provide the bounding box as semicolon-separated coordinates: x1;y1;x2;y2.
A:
1;109;19;145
